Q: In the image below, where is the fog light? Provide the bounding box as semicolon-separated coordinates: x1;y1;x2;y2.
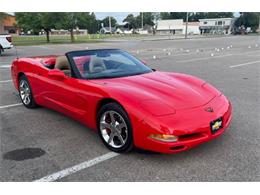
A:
149;134;178;142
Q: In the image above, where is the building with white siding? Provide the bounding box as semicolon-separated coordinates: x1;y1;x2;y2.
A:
156;19;184;35
199;18;236;34
156;19;200;35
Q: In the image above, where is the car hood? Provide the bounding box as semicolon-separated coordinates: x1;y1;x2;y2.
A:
91;71;216;110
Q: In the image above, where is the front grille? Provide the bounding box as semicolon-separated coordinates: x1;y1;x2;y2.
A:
170;145;185;151
179;132;204;141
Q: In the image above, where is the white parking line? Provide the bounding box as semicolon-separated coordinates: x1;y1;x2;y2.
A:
0;103;23;109
34;152;120;182
30;45;54;50
177;54;233;63
229;60;260;68
0;80;12;83
233;50;260;55
0;64;11;68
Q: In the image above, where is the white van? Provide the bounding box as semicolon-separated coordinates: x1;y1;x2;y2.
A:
0;34;13;55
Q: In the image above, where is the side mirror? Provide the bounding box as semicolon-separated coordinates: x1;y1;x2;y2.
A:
48;69;66;80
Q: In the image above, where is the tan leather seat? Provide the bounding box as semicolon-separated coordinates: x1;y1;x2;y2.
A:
54;56;71;76
89;56;106;73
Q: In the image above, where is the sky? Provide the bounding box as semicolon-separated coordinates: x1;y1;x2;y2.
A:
95;12;139;24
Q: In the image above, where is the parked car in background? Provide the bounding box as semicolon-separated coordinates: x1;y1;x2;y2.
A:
0;34;13;55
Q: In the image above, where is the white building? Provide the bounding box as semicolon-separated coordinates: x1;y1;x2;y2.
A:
199;18;236;34
100;27;116;34
136;29;149;34
115;28;133;34
49;29;88;35
156;19;184;35
184;22;200;35
156;19;200;35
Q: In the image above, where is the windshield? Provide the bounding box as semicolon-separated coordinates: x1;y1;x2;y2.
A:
67;49;152;79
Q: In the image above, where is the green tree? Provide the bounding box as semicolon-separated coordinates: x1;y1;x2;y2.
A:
152;12;160;23
41;13;61;42
101;16;117;28
160;12;187;20
16;12;61;42
56;12;100;35
0;12;7;22
136;12;154;28
16;12;100;42
15;12;42;35
189;12;207;21
15;12;102;42
56;13;83;42
123;14;137;29
206;12;234;18
235;12;260;32
160;12;171;20
123;13;154;29
85;12;100;34
77;12;101;34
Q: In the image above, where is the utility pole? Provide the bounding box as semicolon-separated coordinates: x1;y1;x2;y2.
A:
185;12;189;39
141;12;144;29
259;13;260;32
109;16;112;34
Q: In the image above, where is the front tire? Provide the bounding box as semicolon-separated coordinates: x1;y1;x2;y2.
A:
19;75;38;108
97;102;133;153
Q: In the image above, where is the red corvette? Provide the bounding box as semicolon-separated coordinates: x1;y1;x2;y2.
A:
11;49;232;154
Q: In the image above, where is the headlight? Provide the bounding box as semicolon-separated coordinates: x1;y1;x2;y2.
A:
149;134;178;142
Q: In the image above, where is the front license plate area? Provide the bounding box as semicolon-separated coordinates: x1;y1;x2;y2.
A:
210;117;223;134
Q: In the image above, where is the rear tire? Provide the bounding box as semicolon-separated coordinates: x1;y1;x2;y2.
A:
97;102;133;153
18;75;38;108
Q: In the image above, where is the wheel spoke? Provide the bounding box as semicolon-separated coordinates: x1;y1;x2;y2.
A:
107;132;115;144
25;96;30;104
100;121;111;129
116;133;125;145
117;122;126;130
109;111;116;124
20;81;25;88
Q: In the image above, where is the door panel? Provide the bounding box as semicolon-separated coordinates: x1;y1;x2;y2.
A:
41;76;88;119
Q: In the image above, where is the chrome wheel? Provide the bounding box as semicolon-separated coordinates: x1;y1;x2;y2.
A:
100;110;128;148
19;80;31;105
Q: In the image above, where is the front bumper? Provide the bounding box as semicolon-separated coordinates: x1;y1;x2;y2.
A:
4;44;13;49
133;94;232;154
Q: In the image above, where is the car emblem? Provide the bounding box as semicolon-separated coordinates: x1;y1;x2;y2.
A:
212;121;222;131
205;107;214;112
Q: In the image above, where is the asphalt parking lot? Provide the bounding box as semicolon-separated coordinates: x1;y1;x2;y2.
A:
0;35;259;181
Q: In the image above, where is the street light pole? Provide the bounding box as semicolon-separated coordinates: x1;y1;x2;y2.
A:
141;12;144;29
259;13;260;32
185;12;189;39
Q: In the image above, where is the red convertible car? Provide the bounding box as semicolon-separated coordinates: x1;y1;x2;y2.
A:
11;49;232;153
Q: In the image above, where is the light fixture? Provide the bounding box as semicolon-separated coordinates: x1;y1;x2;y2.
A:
149;134;178;142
